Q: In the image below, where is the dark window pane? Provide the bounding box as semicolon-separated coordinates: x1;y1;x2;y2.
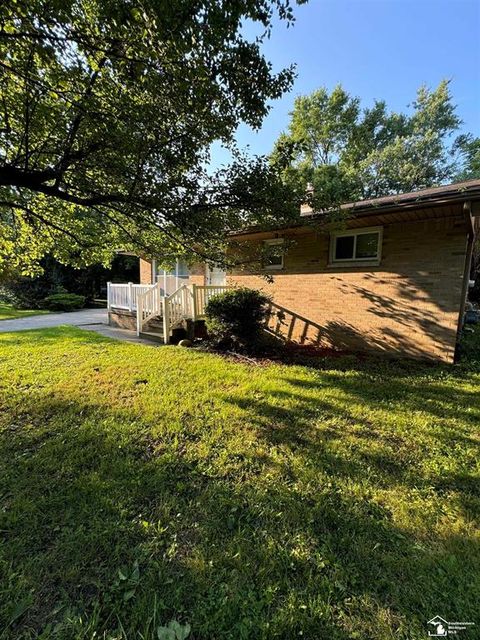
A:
263;241;284;268
266;254;283;266
177;259;189;276
356;232;379;258
335;235;354;260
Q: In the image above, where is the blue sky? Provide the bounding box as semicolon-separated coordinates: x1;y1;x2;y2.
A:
211;0;480;168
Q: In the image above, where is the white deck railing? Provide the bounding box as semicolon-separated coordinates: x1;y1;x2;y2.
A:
136;282;164;335
193;285;231;317
108;281;232;342
163;284;194;339
107;282;155;311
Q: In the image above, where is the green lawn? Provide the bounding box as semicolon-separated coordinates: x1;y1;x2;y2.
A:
0;303;50;321
0;327;479;640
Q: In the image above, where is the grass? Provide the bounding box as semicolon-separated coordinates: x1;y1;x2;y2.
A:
0;326;479;640
0;303;50;321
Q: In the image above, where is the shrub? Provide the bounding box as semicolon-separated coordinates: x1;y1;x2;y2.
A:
43;292;86;311
0;285;21;306
205;287;271;352
0;278;53;309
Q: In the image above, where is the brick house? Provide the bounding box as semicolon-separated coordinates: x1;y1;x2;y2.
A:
109;179;480;362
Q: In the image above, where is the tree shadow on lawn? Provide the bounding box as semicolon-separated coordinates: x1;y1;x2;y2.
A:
215;366;480;622
222;378;480;530
1;383;479;640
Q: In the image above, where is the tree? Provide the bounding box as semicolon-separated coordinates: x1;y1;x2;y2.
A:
272;80;478;202
454;134;480;181
0;0;305;275
1;253;139;307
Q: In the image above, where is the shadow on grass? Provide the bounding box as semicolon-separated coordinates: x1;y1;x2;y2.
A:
221;370;480;498
1;379;479;640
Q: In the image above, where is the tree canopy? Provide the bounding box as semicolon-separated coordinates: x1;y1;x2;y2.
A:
272;81;480;203
0;0;305;274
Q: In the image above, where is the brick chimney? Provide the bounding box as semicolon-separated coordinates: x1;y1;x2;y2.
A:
300;182;314;216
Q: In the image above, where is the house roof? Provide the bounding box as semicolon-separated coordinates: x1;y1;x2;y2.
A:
230;179;480;238
302;178;480;219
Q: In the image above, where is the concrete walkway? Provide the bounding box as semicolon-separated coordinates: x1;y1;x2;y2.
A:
0;308;107;332
80;323;161;346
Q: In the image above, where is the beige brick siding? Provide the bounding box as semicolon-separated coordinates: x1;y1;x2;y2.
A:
139;258;153;284
189;263;206;286
138;216;467;362
227;216;468;363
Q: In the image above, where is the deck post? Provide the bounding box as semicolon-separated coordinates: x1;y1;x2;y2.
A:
191;284;198;321
136;296;142;336
163;298;170;344
128;282;133;311
107;282;111;311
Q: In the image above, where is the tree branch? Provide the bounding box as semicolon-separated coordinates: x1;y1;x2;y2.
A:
0;165;127;206
55;56;107;184
0;199;96;248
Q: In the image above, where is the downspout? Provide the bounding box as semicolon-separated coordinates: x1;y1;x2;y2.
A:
454;201;475;362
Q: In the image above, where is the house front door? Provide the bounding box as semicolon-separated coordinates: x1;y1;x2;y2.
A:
207;264;226;286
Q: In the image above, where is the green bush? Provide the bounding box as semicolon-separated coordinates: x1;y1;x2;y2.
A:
0;280;50;309
43;292;86;311
0;286;21;307
205;287;271;352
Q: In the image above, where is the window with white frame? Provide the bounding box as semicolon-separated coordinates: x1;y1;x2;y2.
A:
262;238;284;270
329;227;382;264
153;258;189;294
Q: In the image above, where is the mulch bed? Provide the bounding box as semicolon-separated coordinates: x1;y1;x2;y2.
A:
193;340;358;367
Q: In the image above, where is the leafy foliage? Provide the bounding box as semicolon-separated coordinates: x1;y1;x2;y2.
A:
0;272;54;308
156;620;191;640
205;287;271;351
1;254;139;309
43;292;85;311
0;0;304;275
272;81;480;202
454;134;480;181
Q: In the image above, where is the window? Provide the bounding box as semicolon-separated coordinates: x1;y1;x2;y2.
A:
262;238;284;270
153;258;190;294
176;259;189;278
329;227;382;264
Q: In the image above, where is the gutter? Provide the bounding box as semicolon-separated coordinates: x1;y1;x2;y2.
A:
303;188;480;221
229;185;480;238
454;200;476;362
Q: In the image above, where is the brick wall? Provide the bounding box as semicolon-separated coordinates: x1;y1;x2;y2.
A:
139;258;153;284
189;263;206;287
227;216;468;362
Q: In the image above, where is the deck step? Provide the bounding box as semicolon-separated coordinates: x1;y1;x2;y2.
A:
144;316;163;330
139;331;165;344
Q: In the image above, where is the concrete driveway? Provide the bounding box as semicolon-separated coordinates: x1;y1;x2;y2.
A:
0;308;107;332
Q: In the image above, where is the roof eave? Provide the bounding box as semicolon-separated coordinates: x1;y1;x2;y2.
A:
302;187;480;221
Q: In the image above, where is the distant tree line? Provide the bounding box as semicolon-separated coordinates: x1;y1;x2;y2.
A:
271;81;480;205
